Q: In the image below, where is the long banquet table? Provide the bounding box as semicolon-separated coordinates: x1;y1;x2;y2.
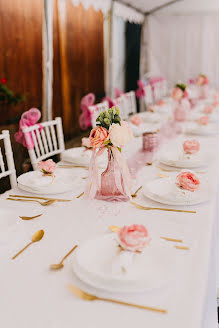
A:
0;134;218;328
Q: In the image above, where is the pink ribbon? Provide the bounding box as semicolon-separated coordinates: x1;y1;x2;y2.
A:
115;88;124;98
101;97;115;108
136;80;145;99
79;93;95;130
14;108;42;149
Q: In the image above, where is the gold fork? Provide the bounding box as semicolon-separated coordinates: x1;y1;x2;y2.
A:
67;284;167;314
9;195;71;202
7;198;55;206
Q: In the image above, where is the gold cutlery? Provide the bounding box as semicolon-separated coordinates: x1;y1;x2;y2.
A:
12;229;44;260
9;195;71;202
146;162;153;165
131;186;142;198
157;173;169;178
175;245;190;250
109;226;183;243
76;192;84;199
19;214;42;220
67;284;167;314
131;201;196;213
160;236;183;243
50;245;78;270
58;165;88;170
157;166;205;174
7;198;55;206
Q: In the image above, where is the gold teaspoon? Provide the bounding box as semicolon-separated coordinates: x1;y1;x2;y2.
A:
50;245;78;270
12;230;44;260
131;186;142;198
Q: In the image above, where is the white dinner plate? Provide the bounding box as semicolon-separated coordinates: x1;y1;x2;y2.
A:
185;122;219;136
17;171;76;195
61;147;107;168
159;150;208;168
72;234;180;293
142;175;210;206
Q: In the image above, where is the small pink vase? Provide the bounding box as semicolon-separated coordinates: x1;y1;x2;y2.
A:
199;85;209;99
142;132;159;152
97;149;129;202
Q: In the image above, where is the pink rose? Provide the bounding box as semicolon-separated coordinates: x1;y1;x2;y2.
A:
198;115;209;125
109;121;133;147
130;114;142;126
204;106;214;114
118;224;151;252
176;171;200;192
38;159;56;175
89;127;109;149
171;87;184;101
157;99;165;106
81;137;91;148
197;75;209;86
183;139;200;154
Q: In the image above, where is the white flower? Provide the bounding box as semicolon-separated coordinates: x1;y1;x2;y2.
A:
109;121;133;147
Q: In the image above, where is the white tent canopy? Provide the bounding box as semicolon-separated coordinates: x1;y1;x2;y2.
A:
42;0;219;119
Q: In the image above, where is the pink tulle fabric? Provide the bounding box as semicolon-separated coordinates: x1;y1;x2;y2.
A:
14;108;42;149
84;147;131;202
79;93;95;130
136;80;145;99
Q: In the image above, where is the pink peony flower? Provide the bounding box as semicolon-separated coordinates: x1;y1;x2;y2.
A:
81;137;91;148
118;224;151;252
171;87;184;101
198;115;209;125
204;106;214;114
38;159;56;175
130;114;142;126
89;127;109;149
176;171;200;192
157;99;165;106
197;75;209;86
109;121;133;147
183;139;200;154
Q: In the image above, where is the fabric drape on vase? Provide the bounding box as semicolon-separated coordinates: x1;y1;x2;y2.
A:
125;22;142;112
147;14;219;87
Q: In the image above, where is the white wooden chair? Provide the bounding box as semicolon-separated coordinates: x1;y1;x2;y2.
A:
114;96;128;120
144;84;153;106
0;130;17;188
124;91;137;116
88;101;109;128
22;117;65;170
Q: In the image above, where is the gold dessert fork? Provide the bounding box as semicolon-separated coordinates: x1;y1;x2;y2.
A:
67;284;167;314
7;198;55;206
19;214;43;220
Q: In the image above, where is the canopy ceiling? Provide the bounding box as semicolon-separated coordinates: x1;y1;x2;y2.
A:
118;0;178;14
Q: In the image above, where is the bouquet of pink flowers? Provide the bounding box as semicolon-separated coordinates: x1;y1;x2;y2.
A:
196;74;209;99
196;74;209;86
84;107;133;201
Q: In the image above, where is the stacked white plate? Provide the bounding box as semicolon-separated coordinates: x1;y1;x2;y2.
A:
142;173;210;206
184;122;219;136
17;170;76;194
72;234;179;293
61;147;107;168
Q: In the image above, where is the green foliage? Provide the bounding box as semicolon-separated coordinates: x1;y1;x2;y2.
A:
175;83;187;92
0;82;26;106
96;106;121;130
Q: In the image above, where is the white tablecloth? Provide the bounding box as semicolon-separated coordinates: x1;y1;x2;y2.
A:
0;136;218;328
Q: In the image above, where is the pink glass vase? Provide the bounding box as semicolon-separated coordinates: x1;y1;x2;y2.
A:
97;149;129;202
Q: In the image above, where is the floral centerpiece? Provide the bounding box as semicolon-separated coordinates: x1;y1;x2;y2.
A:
196;74;209;99
171;83;190;122
84;107;133;201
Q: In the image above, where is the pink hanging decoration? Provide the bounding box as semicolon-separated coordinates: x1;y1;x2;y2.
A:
102;97;115;108
14;108;42;149
79;93;95;130
135;80;145;99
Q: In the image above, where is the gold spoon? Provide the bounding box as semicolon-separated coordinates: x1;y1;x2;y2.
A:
12;229;44;260
50;245;78;270
7;198;55;206
131;186;142;198
19;214;42;220
67;284;167;314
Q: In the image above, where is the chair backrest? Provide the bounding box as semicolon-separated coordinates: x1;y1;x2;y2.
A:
114;96;128;120
144;85;153;106
0;130;17;188
123;91;137;116
88;101;109;128
22;117;65;170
